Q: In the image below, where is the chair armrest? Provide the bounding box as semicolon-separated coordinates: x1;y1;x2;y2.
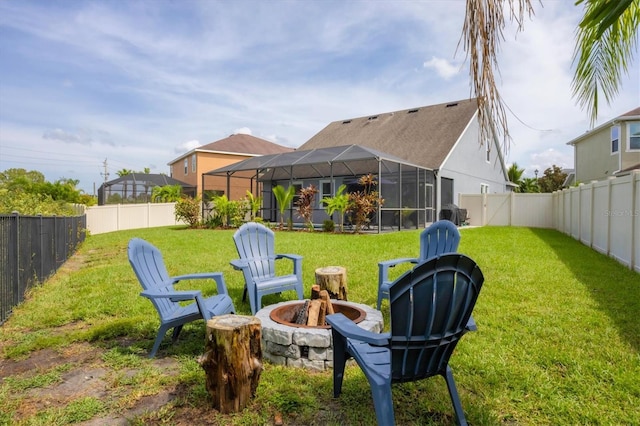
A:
171;271;229;295
230;259;249;271
171;272;223;282
140;289;201;302
326;313;390;346
275;254;303;262
378;257;419;286
275;254;303;275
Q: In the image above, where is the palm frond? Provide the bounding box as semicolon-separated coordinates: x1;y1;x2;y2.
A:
572;0;639;125
460;0;535;154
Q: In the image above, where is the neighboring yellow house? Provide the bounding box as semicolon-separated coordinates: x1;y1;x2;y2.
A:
167;133;294;201
568;106;640;183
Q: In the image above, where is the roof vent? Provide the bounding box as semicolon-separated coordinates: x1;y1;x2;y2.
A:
446;103;458;108
408;109;419;114
342;120;352;124
368;115;378;120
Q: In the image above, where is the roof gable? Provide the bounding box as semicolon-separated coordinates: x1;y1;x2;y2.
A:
198;134;294;156
620;107;640;117
299;98;479;169
568;106;640;145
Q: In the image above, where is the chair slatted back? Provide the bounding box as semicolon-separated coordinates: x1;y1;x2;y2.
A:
388;254;483;382
128;238;176;319
233;222;277;281
419;220;461;261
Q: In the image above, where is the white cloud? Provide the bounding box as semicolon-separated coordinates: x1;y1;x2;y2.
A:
233;127;252;135
174;140;201;154
0;1;637;194
423;57;460;80
530;148;574;174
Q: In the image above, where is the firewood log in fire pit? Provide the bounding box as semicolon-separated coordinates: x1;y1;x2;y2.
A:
296;286;335;327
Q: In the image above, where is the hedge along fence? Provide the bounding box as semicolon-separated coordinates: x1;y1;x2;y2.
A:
0;213;86;324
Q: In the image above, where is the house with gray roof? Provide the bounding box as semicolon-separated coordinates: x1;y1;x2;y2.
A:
206;98;512;231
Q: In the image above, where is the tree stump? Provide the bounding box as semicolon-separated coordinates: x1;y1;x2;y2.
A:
315;266;347;300
199;315;262;414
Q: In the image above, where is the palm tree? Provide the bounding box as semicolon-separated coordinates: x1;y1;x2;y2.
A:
151;185;181;202
462;0;637;148
272;185;296;229
322;184;350;232
507;163;525;193
519;177;540;193
116;169;133;201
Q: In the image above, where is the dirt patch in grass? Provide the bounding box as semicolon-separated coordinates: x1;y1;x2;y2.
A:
1;341;346;425
0;342;97;376
1;342;190;424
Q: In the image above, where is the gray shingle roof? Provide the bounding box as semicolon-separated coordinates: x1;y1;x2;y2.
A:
198;133;294;156
298;98;479;169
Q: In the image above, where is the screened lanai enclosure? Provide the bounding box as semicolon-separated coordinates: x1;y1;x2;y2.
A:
97;173;196;205
203;145;436;232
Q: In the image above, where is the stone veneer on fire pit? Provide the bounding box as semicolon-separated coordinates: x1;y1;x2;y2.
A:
255;300;384;371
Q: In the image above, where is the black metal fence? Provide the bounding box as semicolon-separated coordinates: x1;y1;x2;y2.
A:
0;213;86;324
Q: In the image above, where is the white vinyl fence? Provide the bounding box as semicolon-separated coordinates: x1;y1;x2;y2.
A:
459;171;639;272
85;203;184;235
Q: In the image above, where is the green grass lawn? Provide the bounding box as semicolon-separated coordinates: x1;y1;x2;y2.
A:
1;226;638;425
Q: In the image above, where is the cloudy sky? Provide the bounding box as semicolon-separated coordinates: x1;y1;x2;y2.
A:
1;0;638;194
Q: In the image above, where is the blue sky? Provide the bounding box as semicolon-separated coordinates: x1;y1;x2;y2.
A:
1;0;638;194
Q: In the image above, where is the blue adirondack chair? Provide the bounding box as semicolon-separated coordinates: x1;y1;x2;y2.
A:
327;253;484;426
377;219;461;309
231;222;304;315
128;238;235;358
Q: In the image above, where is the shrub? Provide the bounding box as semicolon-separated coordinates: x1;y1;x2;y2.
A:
174;196;201;228
295;185;318;231
322;219;335;232
211;194;245;228
322;184;349;232
346;174;383;233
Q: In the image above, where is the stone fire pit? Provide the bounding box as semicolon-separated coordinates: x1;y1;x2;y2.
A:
255;300;383;371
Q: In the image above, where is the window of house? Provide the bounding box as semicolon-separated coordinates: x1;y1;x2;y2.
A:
628;122;640;151
191;154;196;172
611;125;620;154
184;159;188;175
485;142;490;162
319;180;332;207
169;165;173;177
480;183;489;194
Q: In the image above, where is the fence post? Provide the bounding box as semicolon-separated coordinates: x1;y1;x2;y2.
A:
509;192;514;226
630;171;637;272
589;181;596;249
606;177;615;257
39;214;44;281
11;212;19;306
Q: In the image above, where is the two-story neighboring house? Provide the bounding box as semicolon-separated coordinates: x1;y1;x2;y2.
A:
167;133;294;200
568;107;640;183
